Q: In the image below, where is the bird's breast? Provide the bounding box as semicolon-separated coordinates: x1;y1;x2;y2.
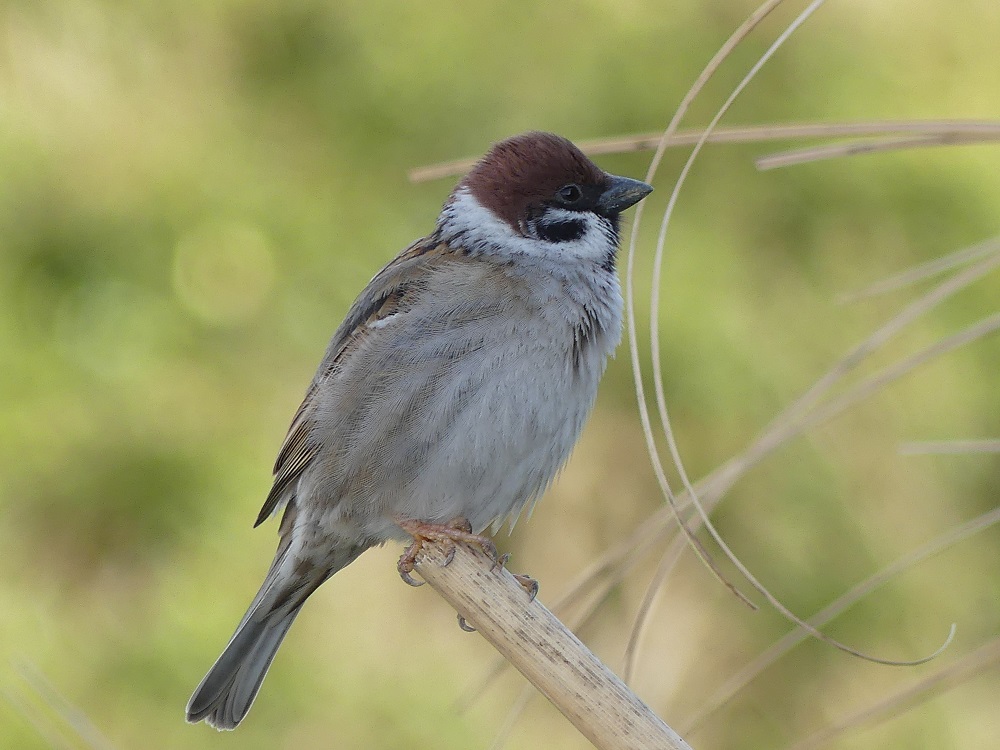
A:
307;257;623;538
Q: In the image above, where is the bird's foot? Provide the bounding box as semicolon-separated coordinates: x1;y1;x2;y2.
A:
455;557;538;632
512;572;539;602
487;552;539;601
395;517;498;587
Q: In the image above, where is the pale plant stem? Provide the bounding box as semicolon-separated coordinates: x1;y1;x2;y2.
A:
837;236;1000;303
757;131;1000;170
468;290;1000;720
646;0;828;561
411;541;694;750
787;636;1000;750
898;439;1000;455
3;661;116;750
425;0;999;737
467;294;998;733
760;248;1000;440
625;0;791;606
622;522;691;683
683;505;1000;733
1;686;78;750
793;312;1000;438
456;502;674;714
616;312;1000;730
636;0;946;667
408;122;1000;183
481;561;672;747
487;689;534;750
468;516;683;740
620;287;1000;684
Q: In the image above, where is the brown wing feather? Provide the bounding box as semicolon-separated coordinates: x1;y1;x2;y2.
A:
253;236;454;527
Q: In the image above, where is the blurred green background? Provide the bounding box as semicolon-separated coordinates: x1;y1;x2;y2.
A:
1;1;998;748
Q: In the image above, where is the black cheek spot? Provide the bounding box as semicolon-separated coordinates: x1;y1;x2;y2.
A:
536;219;586;243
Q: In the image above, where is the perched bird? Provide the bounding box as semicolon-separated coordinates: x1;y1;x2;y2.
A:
186;131;652;729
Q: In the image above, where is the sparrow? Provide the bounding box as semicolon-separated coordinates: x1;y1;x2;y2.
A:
185;131;652;730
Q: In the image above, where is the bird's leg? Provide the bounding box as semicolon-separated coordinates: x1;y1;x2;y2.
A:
396;517;537;600
395;517;498;587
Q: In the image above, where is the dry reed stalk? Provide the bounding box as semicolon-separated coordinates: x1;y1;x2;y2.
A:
410;540;694;750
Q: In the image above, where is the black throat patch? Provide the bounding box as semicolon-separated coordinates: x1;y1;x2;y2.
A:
536;218;586;243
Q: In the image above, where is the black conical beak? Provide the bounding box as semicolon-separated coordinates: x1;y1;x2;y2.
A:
597;175;653;215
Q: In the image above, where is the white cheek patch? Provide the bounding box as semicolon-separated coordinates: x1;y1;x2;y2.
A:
438;189;616;264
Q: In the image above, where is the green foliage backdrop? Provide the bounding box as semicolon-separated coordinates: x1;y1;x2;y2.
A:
1;1;998;748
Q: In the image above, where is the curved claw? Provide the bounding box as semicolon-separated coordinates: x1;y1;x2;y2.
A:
513;573;539;602
490;552;510;573
397;560;425;587
487;550;538;600
457;614;476;632
397;539;426;587
479;538;498;562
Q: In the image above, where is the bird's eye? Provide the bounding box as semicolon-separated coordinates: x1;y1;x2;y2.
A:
556;184;583;204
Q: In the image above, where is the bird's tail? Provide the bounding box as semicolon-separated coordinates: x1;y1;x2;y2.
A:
186;543;363;730
185;598;301;730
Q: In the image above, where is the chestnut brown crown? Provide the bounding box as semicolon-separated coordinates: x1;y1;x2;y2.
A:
461;132;613;232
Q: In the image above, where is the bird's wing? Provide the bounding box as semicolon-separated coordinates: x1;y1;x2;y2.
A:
254;236;456;527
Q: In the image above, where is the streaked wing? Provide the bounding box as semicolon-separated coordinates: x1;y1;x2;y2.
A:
254;235;454;527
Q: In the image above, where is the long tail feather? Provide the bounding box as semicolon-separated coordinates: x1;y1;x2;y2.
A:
186;602;301;730
186;537;365;730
